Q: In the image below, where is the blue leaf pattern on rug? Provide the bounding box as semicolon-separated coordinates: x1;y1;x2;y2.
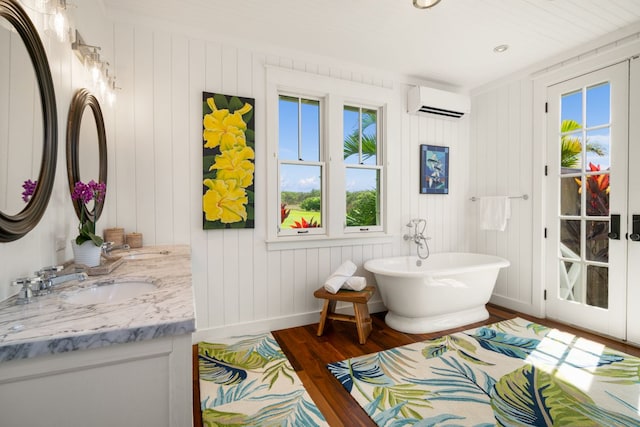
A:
198;352;249;385
199;333;327;426
329;317;640;426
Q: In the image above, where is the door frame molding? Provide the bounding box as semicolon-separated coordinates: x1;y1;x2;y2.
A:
531;39;640;320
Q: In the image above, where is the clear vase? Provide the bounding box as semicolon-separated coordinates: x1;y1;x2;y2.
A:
71;240;102;267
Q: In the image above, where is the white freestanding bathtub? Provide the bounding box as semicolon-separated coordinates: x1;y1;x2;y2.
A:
364;253;510;334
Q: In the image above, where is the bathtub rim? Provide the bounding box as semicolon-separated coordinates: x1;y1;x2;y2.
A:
364;252;510;278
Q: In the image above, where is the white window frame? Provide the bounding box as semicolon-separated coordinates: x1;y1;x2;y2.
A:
277;93;326;237
266;66;397;250
343;104;384;233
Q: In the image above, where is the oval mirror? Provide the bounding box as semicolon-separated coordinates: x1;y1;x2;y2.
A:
66;89;107;222
0;0;57;242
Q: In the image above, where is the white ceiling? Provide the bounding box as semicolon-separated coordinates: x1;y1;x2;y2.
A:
105;0;640;91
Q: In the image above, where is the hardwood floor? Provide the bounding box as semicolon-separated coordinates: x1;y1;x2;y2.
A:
193;304;640;427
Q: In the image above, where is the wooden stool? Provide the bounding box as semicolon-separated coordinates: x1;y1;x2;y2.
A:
313;286;375;344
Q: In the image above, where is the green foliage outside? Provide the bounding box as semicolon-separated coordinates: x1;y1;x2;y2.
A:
300;196;321;211
561;119;605;168
281;189;320;207
281;208;321;228
346;190;378;226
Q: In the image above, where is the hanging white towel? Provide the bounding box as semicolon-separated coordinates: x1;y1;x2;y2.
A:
479;196;511;231
323;260;357;294
342;276;367;291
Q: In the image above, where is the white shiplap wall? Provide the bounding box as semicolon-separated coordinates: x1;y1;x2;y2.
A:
109;20;473;336
469;81;535;314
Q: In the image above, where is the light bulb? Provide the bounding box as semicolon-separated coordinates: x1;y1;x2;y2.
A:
52;10;66;41
107;90;116;106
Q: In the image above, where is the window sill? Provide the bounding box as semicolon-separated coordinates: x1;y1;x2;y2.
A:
265;233;394;251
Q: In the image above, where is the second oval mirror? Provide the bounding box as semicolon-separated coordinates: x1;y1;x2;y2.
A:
66;88;107;222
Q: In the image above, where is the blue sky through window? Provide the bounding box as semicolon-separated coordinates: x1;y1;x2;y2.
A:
279;97;377;192
561;82;611;170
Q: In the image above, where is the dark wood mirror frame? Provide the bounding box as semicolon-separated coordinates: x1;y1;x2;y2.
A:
66;88;107;223
0;0;58;242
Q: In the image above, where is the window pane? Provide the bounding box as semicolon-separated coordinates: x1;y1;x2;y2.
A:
585;128;610;171
585;173;609;216
586;220;609;263
301;99;320;161
560;131;583;170
345;168;379;227
560;219;581;259
280;164;322;228
343;107;378;166
343;106;360;164
361;108;377;166
279;96;299;161
586;83;610;128
560;177;581;216
561;90;582;126
559;260;582;302
586;265;608;309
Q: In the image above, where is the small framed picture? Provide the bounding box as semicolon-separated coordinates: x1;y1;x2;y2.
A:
420;145;449;194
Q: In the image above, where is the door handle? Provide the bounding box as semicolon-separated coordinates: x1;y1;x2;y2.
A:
631;214;640;241
608;214;620;240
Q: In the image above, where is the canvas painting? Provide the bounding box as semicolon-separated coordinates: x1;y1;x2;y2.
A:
420;144;449;194
202;92;255;229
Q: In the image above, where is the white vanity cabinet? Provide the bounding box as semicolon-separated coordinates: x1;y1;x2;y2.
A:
0;245;195;427
0;334;192;427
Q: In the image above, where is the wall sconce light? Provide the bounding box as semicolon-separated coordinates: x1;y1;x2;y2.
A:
71;29;118;105
44;0;71;42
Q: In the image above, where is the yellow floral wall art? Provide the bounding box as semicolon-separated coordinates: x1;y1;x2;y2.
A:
202;92;255;229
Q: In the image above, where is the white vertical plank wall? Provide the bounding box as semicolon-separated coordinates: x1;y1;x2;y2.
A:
109;20;472;334
470;80;535;313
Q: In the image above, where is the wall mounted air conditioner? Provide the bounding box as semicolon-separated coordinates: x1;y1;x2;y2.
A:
407;86;470;119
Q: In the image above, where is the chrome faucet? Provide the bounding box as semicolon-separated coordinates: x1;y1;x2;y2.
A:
403;218;431;260
102;241;130;255
11;266;88;304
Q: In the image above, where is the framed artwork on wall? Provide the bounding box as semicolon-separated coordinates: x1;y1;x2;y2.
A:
202;92;255;229
420;144;449;194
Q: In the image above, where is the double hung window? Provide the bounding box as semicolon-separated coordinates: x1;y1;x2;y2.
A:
278;95;324;235
343;106;382;232
266;67;395;245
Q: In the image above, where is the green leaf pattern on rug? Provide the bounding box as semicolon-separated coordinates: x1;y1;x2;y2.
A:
423;334;494;366
492;363;640;426
199;333;327;427
329;318;640;426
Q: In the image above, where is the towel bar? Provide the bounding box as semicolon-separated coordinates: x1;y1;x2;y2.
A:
470;194;528;202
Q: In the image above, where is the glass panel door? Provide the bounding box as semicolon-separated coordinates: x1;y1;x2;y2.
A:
546;62;629;339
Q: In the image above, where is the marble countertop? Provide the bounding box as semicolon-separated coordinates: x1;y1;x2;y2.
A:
0;245;195;362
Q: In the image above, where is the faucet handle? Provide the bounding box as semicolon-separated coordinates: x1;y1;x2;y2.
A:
11;276;40;286
11;276;42;304
35;265;63;276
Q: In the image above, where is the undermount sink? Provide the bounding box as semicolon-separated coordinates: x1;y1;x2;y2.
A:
61;278;157;305
122;250;170;260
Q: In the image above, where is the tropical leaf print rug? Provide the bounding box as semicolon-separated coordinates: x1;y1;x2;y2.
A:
198;333;327;426
328;317;640;426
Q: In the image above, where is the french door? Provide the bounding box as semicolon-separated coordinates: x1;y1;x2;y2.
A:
627;59;640;345
545;61;630;340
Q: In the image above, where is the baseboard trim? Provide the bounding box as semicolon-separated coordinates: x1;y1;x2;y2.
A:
192;298;386;344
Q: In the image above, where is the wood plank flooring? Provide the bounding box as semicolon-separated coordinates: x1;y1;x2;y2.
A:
193;305;640;427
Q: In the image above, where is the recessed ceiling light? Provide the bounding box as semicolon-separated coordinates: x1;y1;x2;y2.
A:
493;44;509;53
413;0;442;9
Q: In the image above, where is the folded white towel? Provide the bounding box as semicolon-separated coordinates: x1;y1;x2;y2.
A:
323;260;357;294
479;196;511;231
343;276;366;291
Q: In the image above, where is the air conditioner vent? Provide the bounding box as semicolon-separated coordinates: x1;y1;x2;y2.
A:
408;86;470;119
